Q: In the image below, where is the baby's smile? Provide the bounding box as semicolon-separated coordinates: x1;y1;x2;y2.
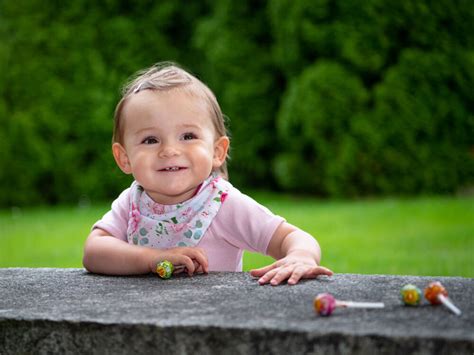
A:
159;166;187;172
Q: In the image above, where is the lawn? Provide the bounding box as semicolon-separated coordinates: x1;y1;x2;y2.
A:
0;194;473;277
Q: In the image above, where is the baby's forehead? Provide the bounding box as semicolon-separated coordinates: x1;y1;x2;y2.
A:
125;87;209;112
121;89;215;129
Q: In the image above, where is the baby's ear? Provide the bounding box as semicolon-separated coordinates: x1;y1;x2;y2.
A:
112;143;132;174
213;136;230;168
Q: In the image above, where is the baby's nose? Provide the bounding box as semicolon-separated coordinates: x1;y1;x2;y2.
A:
159;144;180;158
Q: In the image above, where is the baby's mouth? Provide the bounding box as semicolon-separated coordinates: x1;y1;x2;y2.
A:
159;166;186;172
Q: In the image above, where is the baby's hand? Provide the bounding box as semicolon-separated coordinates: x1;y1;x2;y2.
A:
250;251;333;286
150;247;209;276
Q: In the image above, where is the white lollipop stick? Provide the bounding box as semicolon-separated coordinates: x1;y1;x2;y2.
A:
174;265;186;273
438;294;462;316
173;262;203;274
336;301;385;309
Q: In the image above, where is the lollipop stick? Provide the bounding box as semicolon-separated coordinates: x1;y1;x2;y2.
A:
337;301;385;309
173;261;203;274
174;265;186;273
438;294;462;316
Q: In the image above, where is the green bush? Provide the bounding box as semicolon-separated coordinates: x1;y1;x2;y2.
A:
0;0;209;205
271;0;474;196
0;0;472;206
368;49;474;194
275;62;369;196
193;1;279;187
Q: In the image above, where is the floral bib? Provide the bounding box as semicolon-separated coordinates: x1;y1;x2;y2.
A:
127;174;229;248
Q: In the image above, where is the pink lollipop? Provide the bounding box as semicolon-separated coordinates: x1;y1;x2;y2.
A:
314;293;385;317
314;293;336;316
424;281;461;316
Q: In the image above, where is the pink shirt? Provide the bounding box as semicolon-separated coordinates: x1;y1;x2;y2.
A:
93;184;285;271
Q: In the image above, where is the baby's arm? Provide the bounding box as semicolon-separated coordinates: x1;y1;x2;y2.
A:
83;228;208;276
250;222;333;285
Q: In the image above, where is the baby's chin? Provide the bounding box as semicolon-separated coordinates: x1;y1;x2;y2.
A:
146;188;199;205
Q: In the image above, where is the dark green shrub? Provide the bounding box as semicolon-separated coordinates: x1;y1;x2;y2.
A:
0;1;209;206
270;0;473;196
193;1;279;188
0;0;472;206
368;49;474;194
275;61;369;196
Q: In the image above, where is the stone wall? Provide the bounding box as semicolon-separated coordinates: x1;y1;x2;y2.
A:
1;269;473;354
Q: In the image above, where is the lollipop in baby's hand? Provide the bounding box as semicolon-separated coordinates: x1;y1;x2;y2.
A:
156;260;175;279
424;281;462;316
156;260;202;279
314;293;385;317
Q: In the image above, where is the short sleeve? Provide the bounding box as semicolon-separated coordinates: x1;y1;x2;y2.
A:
211;187;285;255
92;188;131;241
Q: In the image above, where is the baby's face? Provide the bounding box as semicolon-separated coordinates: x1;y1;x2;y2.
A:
115;89;227;205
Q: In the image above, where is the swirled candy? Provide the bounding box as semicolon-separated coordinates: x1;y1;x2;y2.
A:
400;284;422;306
424;281;461;315
314;293;336;316
424;281;448;305
314;293;385;317
156;260;174;279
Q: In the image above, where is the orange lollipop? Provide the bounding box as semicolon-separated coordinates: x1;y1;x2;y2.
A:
424;281;461;316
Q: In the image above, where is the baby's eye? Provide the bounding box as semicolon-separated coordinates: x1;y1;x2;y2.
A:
182;132;197;141
142;136;158;145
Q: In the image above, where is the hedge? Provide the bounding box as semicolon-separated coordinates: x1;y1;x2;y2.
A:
0;0;472;206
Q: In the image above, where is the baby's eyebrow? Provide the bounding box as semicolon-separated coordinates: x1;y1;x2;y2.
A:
180;123;202;130
133;127;156;135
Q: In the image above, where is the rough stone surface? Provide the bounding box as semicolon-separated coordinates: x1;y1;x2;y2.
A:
0;268;473;354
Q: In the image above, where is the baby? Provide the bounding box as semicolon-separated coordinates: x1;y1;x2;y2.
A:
83;62;333;285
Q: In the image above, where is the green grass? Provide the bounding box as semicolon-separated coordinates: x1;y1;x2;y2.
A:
1;195;473;277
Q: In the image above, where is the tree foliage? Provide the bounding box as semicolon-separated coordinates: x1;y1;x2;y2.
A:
0;0;472;206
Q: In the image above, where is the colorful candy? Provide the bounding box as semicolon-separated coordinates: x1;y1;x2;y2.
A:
400;284;422;306
156;260;174;279
314;293;337;316
424;281;461;316
314;293;385;317
424;281;447;304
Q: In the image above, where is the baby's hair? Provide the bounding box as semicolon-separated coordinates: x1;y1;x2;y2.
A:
113;61;230;179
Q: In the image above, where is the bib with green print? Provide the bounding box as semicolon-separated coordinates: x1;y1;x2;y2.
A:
127;174;229;248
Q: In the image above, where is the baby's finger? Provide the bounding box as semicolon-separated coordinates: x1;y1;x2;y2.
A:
250;263;278;278
173;260;205;275
194;247;207;256
310;266;333;277
192;260;206;274
257;267;280;285
171;255;195;275
287;266;308;285
296;265;333;280
187;248;209;273
268;266;294;286
195;263;204;274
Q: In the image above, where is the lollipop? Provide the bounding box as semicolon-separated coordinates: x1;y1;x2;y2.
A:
314;293;336;316
424;281;461;316
314;293;385;317
156;260;174;279
400;284;422;306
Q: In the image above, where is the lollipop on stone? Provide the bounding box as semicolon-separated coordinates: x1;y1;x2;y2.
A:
400;284;422;306
424;281;461;316
314;293;385;317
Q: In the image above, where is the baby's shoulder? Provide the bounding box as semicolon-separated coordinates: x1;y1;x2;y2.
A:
218;184;271;218
110;184;134;211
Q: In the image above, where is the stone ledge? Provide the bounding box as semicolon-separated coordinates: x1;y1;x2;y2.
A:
0;268;473;354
